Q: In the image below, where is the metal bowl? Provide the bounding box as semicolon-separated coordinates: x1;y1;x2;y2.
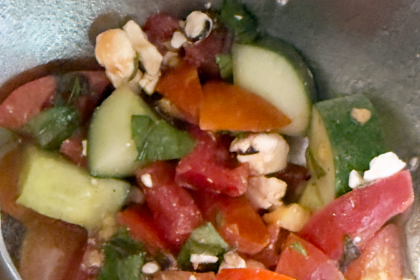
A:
1;0;420;279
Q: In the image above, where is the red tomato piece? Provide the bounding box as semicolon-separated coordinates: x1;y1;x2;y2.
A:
76;71;111;123
275;233;345;280
154;271;216;280
19;215;88;280
175;128;250;197
59;134;87;168
136;161;203;251
299;170;414;260
193;191;269;255
118;204;173;254
143;13;180;55
156;62;203;124
0;75;56;129
216;268;296;280
0;148;29;220
200;81;291;132
244;225;288;270
345;224;404;280
184;26;233;81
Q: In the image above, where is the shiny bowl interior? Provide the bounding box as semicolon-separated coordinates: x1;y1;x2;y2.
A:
1;0;420;279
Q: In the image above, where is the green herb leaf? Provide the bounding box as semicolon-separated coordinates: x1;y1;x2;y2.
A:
98;229;146;280
24;106;80;150
218;0;259;43
131;115;196;162
177;222;229;271
289;241;308;257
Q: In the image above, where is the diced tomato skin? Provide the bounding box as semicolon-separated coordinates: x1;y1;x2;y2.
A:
216;268;296;280
184;26;233;81
244;225;286;270
344;224;404;280
298;170;414;260
154;271;216;280
136;161;204;251
118;204;173;254
19;215;88;280
199;81;291;132
0;75;56;129
59;135;88;168
156;62;203;124
176;129;250;197
275;233;345;280
193;191;270;255
143;13;180;55
76;71;111;124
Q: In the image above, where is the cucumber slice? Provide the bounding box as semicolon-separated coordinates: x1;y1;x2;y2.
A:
232;36;316;136
88;86;157;178
17;147;130;230
304;94;388;207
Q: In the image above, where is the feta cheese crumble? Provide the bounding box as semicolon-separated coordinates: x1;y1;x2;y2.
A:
349;170;365;189
184;11;213;40
230;133;289;175
142;262;160;274
190;253;218;270
219;251;246;270
141;173;153;188
246;176;287;209
363;152;406;181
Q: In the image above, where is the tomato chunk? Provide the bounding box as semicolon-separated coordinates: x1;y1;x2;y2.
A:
216;268;295;280
19;215;88;280
0;75;56;129
156;62;203;124
118;204;173;254
184;26;233;81
200;81;291;132
299;170;414;260
136;161;203;251
344;224;404;280
275;233;345;280
155;271;216;280
176;128;250;197
143;13;180;55
193;191;269;255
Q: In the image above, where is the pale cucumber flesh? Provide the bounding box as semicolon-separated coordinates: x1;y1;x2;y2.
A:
232;39;315;136
88;86;156;178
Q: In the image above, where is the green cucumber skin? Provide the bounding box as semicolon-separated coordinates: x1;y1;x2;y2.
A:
313;94;388;197
232;35;316;136
88;86;157;178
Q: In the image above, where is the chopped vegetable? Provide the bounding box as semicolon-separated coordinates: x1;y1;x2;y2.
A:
304;94;388;207
17;146;130;230
275;233;345;280
298;170;414;260
216;268;296;280
199;81;291;132
131;115;196;162
232;37;316;136
88;86;157;178
218;0;259;43
24;106;80;150
177;222;229;271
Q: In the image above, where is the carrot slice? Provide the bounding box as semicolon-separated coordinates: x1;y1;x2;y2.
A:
156;62;203;124
199;81;291;132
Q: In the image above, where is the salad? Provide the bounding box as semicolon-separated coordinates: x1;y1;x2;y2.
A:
0;0;415;279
